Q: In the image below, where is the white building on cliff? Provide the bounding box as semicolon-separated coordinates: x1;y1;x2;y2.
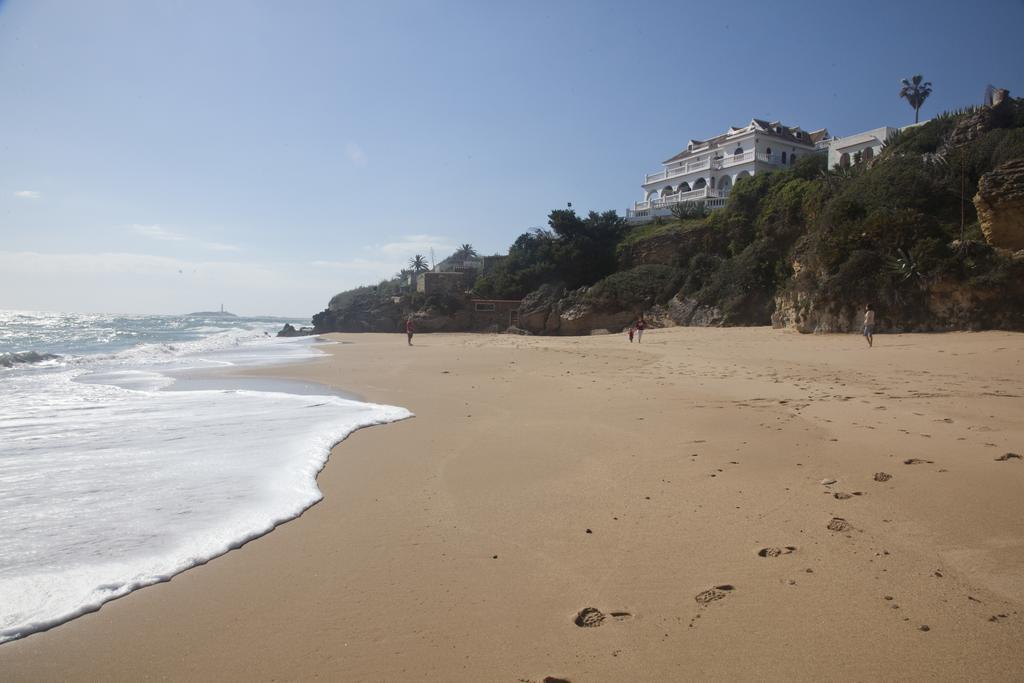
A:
826;126;896;169
629;118;829;220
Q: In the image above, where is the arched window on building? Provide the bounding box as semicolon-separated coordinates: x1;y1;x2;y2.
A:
781;151;787;164
791;153;797;164
765;147;772;158
734;147;743;157
839;153;851;169
863;147;874;162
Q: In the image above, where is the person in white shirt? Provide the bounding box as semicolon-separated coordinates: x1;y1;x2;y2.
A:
863;304;876;348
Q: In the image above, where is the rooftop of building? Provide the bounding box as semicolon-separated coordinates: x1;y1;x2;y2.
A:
663;119;829;164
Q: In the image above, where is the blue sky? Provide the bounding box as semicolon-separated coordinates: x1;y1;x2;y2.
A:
1;0;1021;317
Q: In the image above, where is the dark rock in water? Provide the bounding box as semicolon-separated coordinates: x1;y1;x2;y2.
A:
276;323;316;338
0;351;61;368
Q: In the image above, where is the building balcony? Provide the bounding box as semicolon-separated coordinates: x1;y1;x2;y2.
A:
643;150;787;185
645;157;712;184
632;186;728;212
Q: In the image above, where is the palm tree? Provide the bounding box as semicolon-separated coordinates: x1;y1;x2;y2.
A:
899;75;933;124
453;243;477;260
409;254;429;273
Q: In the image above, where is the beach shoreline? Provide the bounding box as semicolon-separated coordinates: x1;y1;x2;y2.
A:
2;328;1023;681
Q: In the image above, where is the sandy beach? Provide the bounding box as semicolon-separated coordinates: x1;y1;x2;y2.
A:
2;327;1023;681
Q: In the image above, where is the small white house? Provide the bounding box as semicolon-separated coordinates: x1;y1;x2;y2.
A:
629;118;829;220
826;121;929;169
826;126;896;169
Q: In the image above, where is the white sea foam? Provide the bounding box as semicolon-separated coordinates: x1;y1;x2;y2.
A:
0;313;411;643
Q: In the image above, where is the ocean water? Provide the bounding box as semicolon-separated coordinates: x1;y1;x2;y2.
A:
0;311;411;644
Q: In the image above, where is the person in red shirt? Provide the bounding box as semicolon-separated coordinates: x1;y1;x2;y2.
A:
406;318;415;346
635;317;646;343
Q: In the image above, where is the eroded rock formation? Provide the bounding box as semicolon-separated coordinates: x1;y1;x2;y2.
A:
975;158;1024;251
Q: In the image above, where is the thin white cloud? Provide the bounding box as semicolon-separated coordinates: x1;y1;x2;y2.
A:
14;190;42;200
0;250;347;317
132;224;240;252
378;234;455;257
311;235;457;283
345;142;368;167
200;241;241;252
312;257;398;272
0;250;252;277
133;224;187;241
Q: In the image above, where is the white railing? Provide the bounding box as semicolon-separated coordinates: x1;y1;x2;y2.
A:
644;156;711;184
635;186;731;211
672;187;712;202
720;150;756;168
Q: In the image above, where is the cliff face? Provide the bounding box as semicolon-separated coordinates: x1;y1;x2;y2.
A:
975;158;1024;251
518;285;636;335
312;300;405;333
616;222;718;269
771;284;1012;333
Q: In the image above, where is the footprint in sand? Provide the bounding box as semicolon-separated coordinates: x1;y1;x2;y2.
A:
575;607;604;627
828;517;852;532
903;458;933;465
758;546;796;557
833;492;853;500
573;607;632;627
695;585;735;604
874;472;893;482
995;453;1021;462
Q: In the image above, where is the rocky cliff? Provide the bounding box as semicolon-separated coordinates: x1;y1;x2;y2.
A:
311;94;1024;337
518;285;636;335
975;158;1024;251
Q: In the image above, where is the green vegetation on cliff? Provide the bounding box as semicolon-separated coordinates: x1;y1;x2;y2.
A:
471;210;627;299
314;96;1024;334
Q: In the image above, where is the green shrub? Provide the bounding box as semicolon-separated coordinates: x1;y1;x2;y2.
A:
671;201;708;219
888;117;957;155
792;154;826;180
586;265;683;311
423;292;465;315
681;253;723;295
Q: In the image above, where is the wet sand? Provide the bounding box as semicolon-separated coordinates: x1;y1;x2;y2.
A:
2;328;1023;681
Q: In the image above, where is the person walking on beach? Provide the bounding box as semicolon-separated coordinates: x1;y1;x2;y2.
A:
627;323;635;343
406;318;415;346
863;304;875;348
635;316;647;343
